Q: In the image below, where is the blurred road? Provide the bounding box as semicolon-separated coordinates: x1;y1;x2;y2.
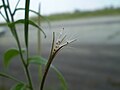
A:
0;16;120;90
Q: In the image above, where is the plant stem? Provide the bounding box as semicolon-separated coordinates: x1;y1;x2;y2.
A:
37;3;43;82
25;65;33;90
6;0;26;66
40;57;53;90
40;32;55;90
5;0;33;89
2;0;10;22
12;27;33;90
25;0;30;50
24;0;33;89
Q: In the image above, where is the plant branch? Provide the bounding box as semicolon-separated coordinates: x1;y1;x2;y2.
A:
24;0;33;90
5;0;33;90
0;11;7;21
2;0;10;22
40;32;55;90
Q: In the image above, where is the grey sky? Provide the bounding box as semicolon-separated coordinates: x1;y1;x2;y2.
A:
0;0;120;21
39;0;120;15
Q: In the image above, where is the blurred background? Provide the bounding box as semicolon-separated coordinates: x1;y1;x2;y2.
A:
0;0;120;90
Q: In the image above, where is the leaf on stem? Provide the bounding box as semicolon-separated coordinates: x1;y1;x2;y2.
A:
9;19;46;38
0;72;24;83
28;56;68;90
12;8;51;27
10;83;26;90
4;48;25;68
52;66;68;90
13;8;43;17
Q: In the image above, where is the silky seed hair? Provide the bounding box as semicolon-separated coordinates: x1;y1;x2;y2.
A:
51;28;76;56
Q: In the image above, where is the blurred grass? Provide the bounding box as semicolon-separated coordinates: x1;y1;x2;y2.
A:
0;7;120;26
0;86;7;90
0;86;61;90
31;7;120;22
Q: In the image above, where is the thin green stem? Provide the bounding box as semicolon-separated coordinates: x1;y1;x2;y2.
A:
2;0;10;22
0;12;7;21
40;56;53;90
6;0;26;66
25;65;33;90
15;0;20;10
40;32;55;90
25;0;30;49
37;3;43;82
24;1;33;89
5;0;33;89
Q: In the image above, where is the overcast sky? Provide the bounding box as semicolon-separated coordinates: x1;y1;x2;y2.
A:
39;0;120;15
0;0;120;21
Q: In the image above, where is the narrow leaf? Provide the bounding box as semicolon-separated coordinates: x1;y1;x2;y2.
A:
9;19;46;38
11;83;26;90
4;48;25;68
13;8;51;27
24;0;30;48
0;72;24;83
52;66;68;90
13;8;45;19
28;56;68;90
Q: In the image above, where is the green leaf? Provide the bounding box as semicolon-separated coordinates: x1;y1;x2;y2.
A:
12;8;51;28
0;72;24;83
13;8;43;17
4;48;25;68
11;83;26;90
28;56;47;65
28;56;68;90
51;66;68;90
9;19;46;38
13;8;47;21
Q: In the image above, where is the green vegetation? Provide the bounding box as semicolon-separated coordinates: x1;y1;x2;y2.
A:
31;7;120;21
0;0;72;90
